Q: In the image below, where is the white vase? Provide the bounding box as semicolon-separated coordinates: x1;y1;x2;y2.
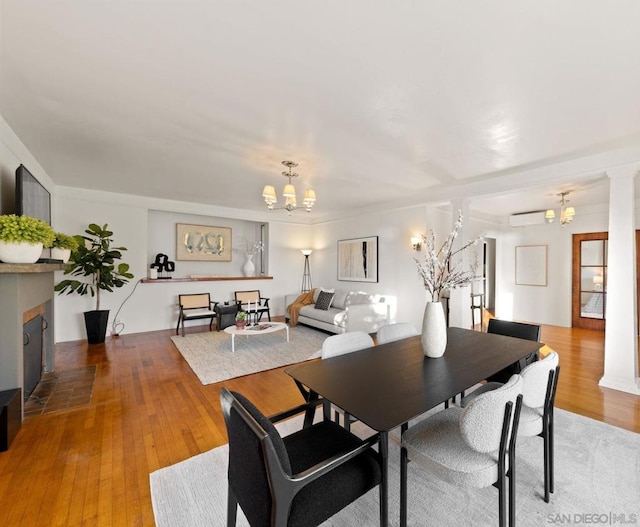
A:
421;301;447;358
0;241;44;264
242;254;255;277
51;247;71;263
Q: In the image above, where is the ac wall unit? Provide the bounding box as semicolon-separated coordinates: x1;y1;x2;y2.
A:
508;211;546;227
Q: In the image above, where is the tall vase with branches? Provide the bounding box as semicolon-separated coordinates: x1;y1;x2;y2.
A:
414;211;483;357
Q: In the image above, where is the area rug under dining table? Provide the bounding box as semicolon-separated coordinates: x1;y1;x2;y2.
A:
150;408;640;526
170;324;326;385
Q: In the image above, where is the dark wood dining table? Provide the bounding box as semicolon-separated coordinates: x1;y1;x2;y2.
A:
285;326;544;527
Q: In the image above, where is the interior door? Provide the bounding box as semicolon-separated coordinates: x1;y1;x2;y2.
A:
572;231;640;330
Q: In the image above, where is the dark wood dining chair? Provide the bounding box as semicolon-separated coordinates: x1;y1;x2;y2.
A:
485;318;541;383
220;387;383;527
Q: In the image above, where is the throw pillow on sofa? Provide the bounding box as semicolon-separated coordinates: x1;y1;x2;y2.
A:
315;290;335;310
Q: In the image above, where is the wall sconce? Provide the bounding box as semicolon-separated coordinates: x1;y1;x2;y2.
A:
411;236;423;251
593;274;604;291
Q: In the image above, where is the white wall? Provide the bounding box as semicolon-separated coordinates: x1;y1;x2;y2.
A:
494;203;611;327
53;187;310;341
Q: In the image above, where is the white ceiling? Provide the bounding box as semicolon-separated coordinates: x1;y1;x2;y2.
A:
1;1;639;222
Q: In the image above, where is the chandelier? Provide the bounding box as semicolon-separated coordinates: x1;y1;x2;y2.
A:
545;191;576;225
262;161;317;213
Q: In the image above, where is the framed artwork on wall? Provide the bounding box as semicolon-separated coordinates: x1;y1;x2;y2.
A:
338;236;378;282
176;223;232;261
515;245;547;286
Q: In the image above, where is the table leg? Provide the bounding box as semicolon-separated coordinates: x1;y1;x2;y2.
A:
380;430;388;527
285;326;290;342
231;334;235;353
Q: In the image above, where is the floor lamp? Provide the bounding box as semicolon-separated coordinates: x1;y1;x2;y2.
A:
301;249;313;293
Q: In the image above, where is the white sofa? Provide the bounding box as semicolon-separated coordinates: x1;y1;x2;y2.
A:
285;288;391;334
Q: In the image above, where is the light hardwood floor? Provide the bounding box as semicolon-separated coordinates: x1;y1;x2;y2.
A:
0;322;638;526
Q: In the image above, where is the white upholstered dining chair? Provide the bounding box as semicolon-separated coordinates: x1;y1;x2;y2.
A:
401;374;524;527
461;350;560;503
376;323;418;345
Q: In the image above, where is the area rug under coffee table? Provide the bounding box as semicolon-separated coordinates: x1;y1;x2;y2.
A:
170;324;326;385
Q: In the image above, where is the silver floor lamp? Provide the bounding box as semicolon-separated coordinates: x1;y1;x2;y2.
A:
301;249;313;292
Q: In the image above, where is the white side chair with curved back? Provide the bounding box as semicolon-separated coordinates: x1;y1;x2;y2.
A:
376;322;418;345
321;331;374;359
321;331;375;430
461;351;560;503
400;375;524;527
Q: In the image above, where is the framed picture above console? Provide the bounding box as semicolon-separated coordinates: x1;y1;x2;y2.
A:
338;235;378;282
176;223;232;261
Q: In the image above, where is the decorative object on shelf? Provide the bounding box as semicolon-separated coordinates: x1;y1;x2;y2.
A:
176;223;232;261
242;254;255;277
338;236;378;283
55;223;134;344
262;160;316;213
51;231;79;263
545;191;576;225
234;239;264;277
0;214;55;263
150;253;175;279
300;249;313;292
411;236;422;251
414;210;483;357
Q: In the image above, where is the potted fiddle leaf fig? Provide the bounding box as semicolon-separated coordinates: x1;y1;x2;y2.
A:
55;223;134;344
0;214;55;263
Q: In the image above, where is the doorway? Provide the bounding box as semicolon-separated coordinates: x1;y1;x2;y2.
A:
572;231;640;330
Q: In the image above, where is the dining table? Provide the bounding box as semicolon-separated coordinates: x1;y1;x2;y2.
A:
285;326;544;527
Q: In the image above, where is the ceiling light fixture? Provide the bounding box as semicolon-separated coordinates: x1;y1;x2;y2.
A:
545;191;576;225
262;161;316;213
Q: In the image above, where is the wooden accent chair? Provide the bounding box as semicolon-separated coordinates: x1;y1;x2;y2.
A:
220;387;384;527
234;290;271;323
176;293;216;337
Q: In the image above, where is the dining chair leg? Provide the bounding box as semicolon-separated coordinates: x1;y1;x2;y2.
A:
400;445;408;527
497;472;507;527
509;452;516;527
549;410;555;495
542;420;550;503
227;486;238;527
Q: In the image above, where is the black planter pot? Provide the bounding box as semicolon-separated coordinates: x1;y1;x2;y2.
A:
84;310;110;344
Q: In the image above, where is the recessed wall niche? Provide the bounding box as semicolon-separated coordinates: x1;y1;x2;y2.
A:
147;210;268;279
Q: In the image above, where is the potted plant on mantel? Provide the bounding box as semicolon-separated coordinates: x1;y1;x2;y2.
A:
55;223;134;344
0;214;55;263
51;231;79;263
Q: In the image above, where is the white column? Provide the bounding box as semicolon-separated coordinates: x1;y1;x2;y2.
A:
599;164;640;394
448;198;473;329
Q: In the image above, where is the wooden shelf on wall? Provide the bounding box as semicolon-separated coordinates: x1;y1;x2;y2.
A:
0;263;70;274
140;276;274;284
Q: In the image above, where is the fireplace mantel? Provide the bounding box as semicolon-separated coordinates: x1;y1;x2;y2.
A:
0;264;67;418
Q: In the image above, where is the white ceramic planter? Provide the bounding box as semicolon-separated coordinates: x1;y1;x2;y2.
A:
51;247;72;263
0;241;44;264
421;301;447;358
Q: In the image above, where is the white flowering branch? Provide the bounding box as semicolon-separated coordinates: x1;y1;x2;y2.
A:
234;239;264;257
413;211;483;302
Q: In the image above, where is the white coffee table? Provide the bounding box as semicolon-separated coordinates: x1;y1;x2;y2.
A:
223;322;289;352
